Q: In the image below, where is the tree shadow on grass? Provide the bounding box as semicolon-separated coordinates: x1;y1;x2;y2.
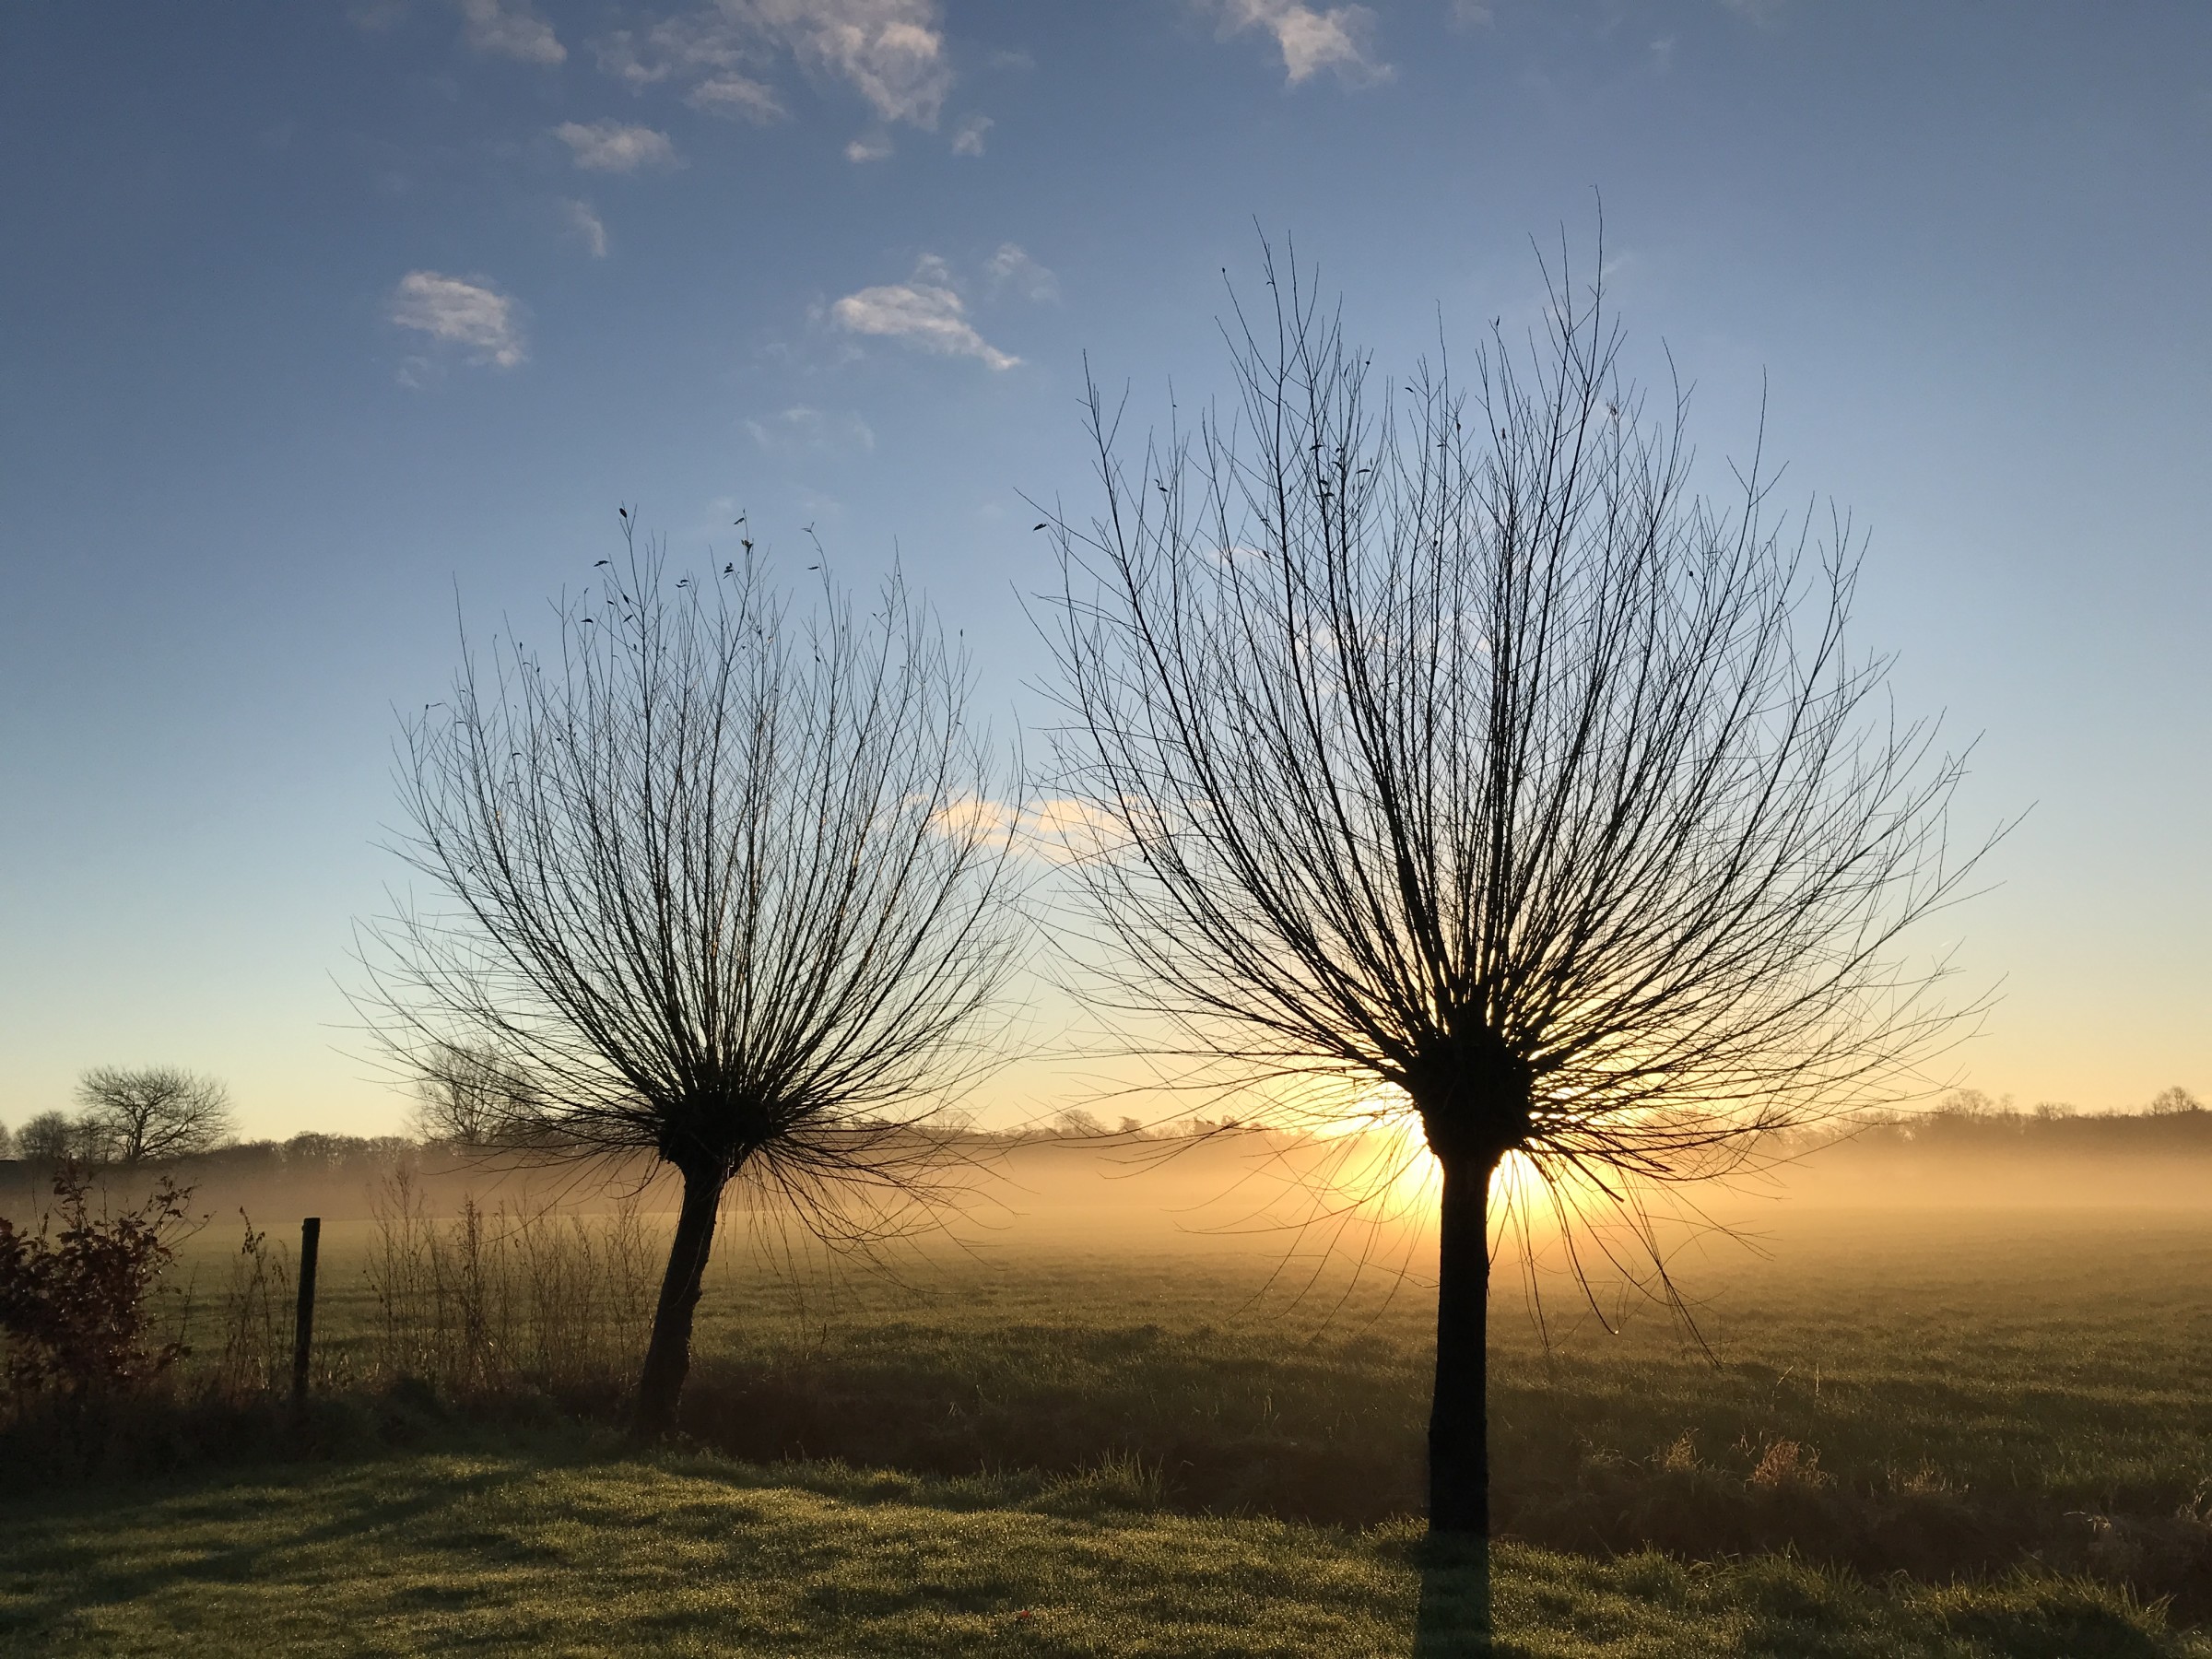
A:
1413;1536;2193;1659
1413;1535;1517;1658
1908;1599;2180;1659
0;1461;535;1638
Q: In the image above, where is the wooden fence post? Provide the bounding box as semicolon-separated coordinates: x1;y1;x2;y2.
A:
292;1216;322;1409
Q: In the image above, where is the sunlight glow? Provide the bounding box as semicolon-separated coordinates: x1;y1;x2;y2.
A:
1309;1109;1559;1234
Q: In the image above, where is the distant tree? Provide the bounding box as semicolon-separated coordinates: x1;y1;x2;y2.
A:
0;1120;12;1160
76;1066;235;1165
281;1133;350;1171
2148;1086;2203;1116
409;1041;536;1147
16;1112;79;1166
1937;1088;2009;1120
1039;240;1988;1557
366;528;1022;1440
280;1133;413;1173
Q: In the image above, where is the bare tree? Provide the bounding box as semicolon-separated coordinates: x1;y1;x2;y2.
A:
1039;241;1989;1546
76;1065;234;1164
16;1112;74;1166
408;1041;538;1147
366;525;1022;1439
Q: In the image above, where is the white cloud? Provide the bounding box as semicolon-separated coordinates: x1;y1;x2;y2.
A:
594;1;955;135
950;113;992;156
595;10;759;91
389;272;526;370
1209;0;1391;88
830;259;1018;370
554;120;681;172
456;0;565;65
845;131;895;161
688;71;785;121
931;794;1129;865
563;198;609;257
594;24;687;87
985;242;1057;302
751;0;950;126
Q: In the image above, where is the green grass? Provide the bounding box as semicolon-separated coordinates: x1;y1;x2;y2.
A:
3;1436;2204;1657
500;1210;2212;1601
181;1205;2212;1526
14;1185;2212;1653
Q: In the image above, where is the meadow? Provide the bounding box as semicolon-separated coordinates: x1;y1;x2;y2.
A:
4;1135;2211;1655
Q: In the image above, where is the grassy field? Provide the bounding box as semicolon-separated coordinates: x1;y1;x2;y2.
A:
6;1151;2212;1654
4;1438;2202;1656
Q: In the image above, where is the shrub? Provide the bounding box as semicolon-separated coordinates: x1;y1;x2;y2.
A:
0;1166;193;1398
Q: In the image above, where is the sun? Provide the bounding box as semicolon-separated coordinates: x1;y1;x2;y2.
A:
1300;1089;1644;1250
1307;1109;1557;1230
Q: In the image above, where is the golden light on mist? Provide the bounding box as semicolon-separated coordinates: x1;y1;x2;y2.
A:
1296;1103;1619;1255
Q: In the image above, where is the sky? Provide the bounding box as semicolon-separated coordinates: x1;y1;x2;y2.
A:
1;1;2206;1141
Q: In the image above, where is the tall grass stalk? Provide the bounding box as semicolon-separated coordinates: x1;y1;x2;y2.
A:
360;1173;653;1396
210;1213;292;1398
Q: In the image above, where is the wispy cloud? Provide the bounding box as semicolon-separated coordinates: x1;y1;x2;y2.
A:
554;120;681;172
950;113;992;156
830;255;1018;370
753;0;951;125
1718;0;1787;24
594;1;959;150
688;71;784;121
1207;0;1391;88
931;794;1129;865
845;131;895;162
595;14;718;87
562;198;609;257
455;0;566;65
745;405;877;454
389;272;526;371
985;242;1057;302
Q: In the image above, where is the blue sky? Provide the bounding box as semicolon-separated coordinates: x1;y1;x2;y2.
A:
2;1;2206;1138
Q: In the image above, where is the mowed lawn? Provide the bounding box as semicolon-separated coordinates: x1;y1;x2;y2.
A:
2;1440;2203;1658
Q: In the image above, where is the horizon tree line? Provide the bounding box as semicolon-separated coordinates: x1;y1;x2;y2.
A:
11;1077;2200;1175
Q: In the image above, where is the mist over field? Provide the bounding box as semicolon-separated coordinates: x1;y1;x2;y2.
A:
14;1096;2207;1235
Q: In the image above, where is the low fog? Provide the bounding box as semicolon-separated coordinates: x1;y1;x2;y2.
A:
8;1099;2208;1264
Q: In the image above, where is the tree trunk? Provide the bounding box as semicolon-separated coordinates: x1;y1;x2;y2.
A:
1428;1148;1495;1535
632;1160;724;1441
